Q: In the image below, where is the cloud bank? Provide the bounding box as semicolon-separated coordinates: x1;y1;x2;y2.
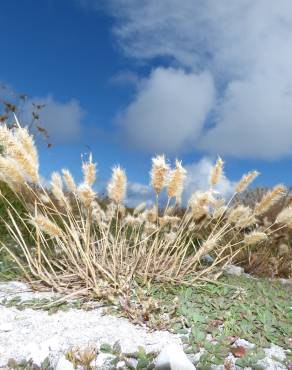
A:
104;0;292;159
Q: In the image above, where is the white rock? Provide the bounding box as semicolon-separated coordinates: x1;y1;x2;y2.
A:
201;254;214;264
95;353;116;369
126;358;138;368
55;356;74;370
279;278;292;286
24;342;51;366
264;344;287;362
256;357;287;370
224;265;244;276
0;323;13;332
0;280;180;366
233;338;255;349
116;360;126;369
188;348;205;364
155;344;196;370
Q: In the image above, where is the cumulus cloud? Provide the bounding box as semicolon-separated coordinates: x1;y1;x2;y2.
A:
118;67;215;153
103;0;292;159
23;96;85;143
125;182;154;208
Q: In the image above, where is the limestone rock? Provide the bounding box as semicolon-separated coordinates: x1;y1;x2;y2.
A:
155;344;196;370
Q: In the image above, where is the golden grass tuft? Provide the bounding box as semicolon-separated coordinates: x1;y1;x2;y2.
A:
0;124;289;299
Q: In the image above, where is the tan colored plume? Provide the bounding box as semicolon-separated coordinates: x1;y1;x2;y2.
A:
209;157;224;187
82;153;96;186
150;155;169;194
107;166;127;204
254;185;286;215
167;159;187;203
236;171;260;193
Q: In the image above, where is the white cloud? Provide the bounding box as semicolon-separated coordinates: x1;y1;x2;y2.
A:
23;96;85;143
125;182;154;208
118;67;215;153
103;0;292;159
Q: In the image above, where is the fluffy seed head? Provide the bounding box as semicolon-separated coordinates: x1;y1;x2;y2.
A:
254;185;286;215
32;214;63;238
209;157;224;187
150;155;169;194
78;183;96;207
244;231;267;245
228;205;252;224
0;126;40;184
167;160;187;203
236;171;260;193
62;169;77;193
107;166;127;204
82;154;96;186
0;157;26;186
51;172;69;208
124;214;143;226
213;206;227;220
276;206;292;226
195;236;219;261
188;191;213;220
15;127;38;170
145;206;158;223
133;202;146;215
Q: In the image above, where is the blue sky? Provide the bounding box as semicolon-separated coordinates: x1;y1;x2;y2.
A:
1;0;292;203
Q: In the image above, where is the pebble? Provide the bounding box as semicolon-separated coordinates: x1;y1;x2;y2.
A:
55;356;74;370
224;264;244;276
155;344;196;370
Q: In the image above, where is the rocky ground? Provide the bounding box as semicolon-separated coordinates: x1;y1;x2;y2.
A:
0;279;291;370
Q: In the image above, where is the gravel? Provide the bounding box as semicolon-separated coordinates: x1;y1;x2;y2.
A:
0;281;180;368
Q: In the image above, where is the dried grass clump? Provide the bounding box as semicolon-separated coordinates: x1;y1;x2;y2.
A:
0;124;289;300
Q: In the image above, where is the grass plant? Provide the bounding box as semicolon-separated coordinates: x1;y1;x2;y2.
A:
0;122;291;300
